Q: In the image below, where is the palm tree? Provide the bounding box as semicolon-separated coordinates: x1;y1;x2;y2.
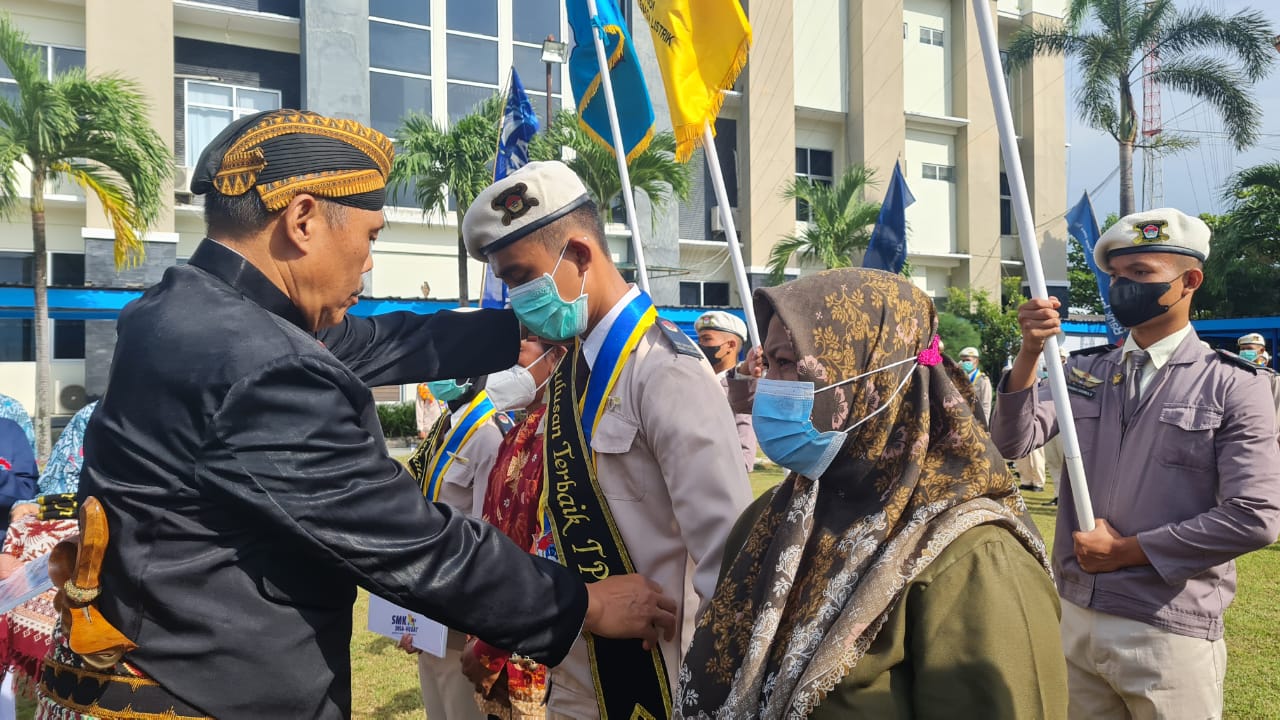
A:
0;15;169;457
1006;0;1275;217
766;164;880;283
529;110;692;226
388;95;504;307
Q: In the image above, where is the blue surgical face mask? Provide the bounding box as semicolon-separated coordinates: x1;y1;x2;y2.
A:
426;379;471;403
960;360;976;374
752;356;917;479
1240;349;1260;363
507;244;588;342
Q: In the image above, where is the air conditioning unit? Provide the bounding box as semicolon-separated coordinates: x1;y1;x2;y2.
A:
58;384;88;414
173;165;195;199
709;205;740;235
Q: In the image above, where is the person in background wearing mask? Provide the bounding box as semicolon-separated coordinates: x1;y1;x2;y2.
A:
992;209;1280;720
695;310;758;473
1237;332;1270;367
958;346;993;420
465;160;752;720
460;335;567;720
679;268;1065;719
416;381;446;439
402;373;510;720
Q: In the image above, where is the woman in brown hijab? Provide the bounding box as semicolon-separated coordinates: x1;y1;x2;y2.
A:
678;269;1066;719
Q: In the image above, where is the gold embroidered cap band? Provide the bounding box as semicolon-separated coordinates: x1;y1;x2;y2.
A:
1093;207;1211;273
190;109;395;212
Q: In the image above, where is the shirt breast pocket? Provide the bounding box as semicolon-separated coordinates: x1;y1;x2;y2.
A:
1157;402;1222;472
591;410;646;502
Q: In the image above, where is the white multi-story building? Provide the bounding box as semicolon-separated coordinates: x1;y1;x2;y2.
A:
0;0;1066;417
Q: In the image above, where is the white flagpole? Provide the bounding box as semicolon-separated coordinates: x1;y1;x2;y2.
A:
971;0;1095;531
701;122;760;349
585;0;651;293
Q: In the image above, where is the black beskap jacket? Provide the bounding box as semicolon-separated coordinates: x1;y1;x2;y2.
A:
79;239;587;719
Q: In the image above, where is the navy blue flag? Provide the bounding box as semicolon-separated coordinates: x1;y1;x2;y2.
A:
1065;192;1123;343
863;161;915;274
480;69;541;309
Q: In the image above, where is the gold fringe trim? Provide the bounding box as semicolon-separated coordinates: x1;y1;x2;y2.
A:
575;24;655;162
40;660;214;720
671;32;752;163
223;111;395;177
256;169;387;211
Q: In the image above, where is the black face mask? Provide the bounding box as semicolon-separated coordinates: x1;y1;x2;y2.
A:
699;343;727;365
1109;276;1180;328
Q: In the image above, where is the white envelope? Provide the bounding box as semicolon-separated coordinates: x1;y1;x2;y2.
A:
366;594;448;658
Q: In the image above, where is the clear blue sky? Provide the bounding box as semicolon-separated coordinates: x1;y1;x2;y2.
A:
1064;0;1280;220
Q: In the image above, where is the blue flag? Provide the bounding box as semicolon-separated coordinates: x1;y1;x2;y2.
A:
480;69;542;310
1066;192;1124;343
863;162;915;274
567;0;655;162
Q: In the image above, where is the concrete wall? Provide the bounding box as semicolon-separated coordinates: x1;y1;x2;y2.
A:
792;0;845;113
954;0;1003;295
905;128;957;255
741;0;796;287
301;0;369;121
903;0;953;117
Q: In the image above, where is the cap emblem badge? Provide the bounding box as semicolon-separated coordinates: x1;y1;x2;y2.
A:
1133;220;1168;244
493;183;540;226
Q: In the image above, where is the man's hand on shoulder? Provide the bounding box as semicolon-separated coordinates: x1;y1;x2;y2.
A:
583;574;677;651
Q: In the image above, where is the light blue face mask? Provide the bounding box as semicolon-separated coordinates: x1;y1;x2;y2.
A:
752;356;918;479
426;379;471;403
960;360;976;374
1240;349;1260;363
507;244;588;342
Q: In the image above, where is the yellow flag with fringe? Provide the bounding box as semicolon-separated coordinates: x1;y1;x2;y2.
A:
638;0;751;162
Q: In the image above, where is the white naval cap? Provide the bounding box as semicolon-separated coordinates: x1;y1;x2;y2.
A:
695;311;748;342
1094;208;1211;273
959;346;980;358
1238;333;1266;347
462;160;593;262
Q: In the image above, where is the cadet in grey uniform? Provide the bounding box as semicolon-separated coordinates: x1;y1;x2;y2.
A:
990;208;1280;720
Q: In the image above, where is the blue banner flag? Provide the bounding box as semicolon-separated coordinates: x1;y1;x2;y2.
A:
566;0;655;162
481;69;542;309
862;162;915;274
1066;191;1124;343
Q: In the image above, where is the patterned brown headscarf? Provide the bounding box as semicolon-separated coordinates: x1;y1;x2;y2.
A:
676;268;1049;719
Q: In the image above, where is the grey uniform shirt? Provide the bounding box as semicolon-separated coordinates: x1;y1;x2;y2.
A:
990;328;1280;640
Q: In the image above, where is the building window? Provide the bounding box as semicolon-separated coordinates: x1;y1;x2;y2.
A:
54;320;85;360
1000;171;1013;235
184;81;282;167
919;27;944;47
922;162;955;182
445;0;500;123
0;43;86;103
369;6;433;139
795;148;834;222
0;318;84;361
0;252;33;285
51;253;85;287
679;281;731;307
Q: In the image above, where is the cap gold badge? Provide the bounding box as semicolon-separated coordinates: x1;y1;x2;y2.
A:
493;183;539;226
1132;220;1169;245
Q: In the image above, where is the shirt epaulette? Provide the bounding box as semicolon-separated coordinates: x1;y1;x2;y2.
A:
654;317;703;359
1214;348;1266;375
1070;343;1116;358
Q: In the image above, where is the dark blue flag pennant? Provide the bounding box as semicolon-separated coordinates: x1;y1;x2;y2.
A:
480;69;541;310
1065;192;1124;343
863;161;915;274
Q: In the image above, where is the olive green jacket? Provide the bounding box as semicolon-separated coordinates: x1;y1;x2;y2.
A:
720;493;1068;719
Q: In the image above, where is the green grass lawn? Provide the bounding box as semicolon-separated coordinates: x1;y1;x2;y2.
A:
343;471;1280;719
18;468;1274;718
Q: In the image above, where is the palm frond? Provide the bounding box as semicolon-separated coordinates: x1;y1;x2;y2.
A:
1148;7;1276;82
1004;24;1083;71
54;161;147;267
1224;162;1280;200
1152;57;1259;150
766;233;811;284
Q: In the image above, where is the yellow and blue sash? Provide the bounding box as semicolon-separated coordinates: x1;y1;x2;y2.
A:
539;291;670;719
412;391;496;501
